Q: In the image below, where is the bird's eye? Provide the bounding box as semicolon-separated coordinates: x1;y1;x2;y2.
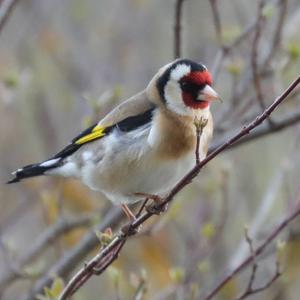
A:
180;81;199;94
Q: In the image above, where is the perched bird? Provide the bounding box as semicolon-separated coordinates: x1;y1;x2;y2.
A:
8;59;220;218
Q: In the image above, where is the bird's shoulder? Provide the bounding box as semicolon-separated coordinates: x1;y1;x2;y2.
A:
51;91;156;161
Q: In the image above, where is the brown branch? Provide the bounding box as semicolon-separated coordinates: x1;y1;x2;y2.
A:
264;0;288;67
233;228;281;300
211;108;300;152
133;277;147;300
208;0;223;46
211;16;257;79
0;214;95;291
251;0;268;112
202;198;300;300
174;0;186;58
22;207;124;300
243;228;258;293
57;76;300;300
235;261;281;300
210;0;281;79
0;0;19;34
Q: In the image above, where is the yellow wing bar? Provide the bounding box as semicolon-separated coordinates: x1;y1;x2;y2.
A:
75;125;106;145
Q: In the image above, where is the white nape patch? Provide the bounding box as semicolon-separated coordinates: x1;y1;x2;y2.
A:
170;64;191;81
82;151;93;161
40;158;60;167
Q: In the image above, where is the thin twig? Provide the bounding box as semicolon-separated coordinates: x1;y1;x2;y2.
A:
208;0;223;46
202;198;299;300
22;207;124;300
264;0;288;67
243;228;258;292
0;0;19;34
211;108;300;152
58;76;300;300
251;0;268;112
0;214;95;291
133;278;147;300
235;261;281;300
174;0;186;58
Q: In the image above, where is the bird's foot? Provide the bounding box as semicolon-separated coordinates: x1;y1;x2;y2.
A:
146;202;168;215
134;192;163;204
121;222;141;236
120;204;141;235
134;192;167;215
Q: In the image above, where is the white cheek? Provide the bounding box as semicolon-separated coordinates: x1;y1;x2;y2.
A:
164;81;188;116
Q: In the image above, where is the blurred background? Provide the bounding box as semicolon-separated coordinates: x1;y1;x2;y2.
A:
0;0;300;299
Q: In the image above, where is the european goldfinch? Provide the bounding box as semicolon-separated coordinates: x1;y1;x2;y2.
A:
8;59;220;215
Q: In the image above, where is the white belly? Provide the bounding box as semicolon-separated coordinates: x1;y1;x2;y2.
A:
79;127;196;204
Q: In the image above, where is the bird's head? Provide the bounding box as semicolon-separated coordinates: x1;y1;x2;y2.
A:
148;59;220;117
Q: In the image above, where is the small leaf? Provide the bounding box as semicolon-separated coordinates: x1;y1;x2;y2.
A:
201;223;216;239
107;266;121;286
3;71;19;88
169;267;185;283
95;227;113;246
287;42;300;61
222;26;241;44
226;62;242;76
262;3;275;18
197;260;211;273
50;277;65;297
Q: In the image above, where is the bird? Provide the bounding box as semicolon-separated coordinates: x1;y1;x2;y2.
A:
7;59;220;219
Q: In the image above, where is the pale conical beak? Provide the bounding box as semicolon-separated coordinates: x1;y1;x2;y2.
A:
198;85;221;102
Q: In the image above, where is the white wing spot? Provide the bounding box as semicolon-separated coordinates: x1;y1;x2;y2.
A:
40;158;60;167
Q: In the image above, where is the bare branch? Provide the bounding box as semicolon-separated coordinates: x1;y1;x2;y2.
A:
211;108;300;152
133;277;147;300
208;0;223;46
202;198;300;300
57;76;300;300
0;0;19;34
0;214;95;291
174;0;186;58
251;0;268;112
22;207;124;300
264;0;288;67
235;261;281;300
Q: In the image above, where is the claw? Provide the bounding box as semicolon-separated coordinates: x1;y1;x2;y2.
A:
121;223;141;236
146;202;168;215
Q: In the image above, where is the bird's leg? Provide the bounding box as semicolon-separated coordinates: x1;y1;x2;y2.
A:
136;198;150;217
121;204;136;222
121;204;140;236
134;192;168;215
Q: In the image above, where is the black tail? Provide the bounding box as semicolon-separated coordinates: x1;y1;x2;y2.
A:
7;158;62;184
7;140;82;184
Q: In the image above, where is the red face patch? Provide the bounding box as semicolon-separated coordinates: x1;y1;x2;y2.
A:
182;92;209;109
180;70;212;109
182;70;212;86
